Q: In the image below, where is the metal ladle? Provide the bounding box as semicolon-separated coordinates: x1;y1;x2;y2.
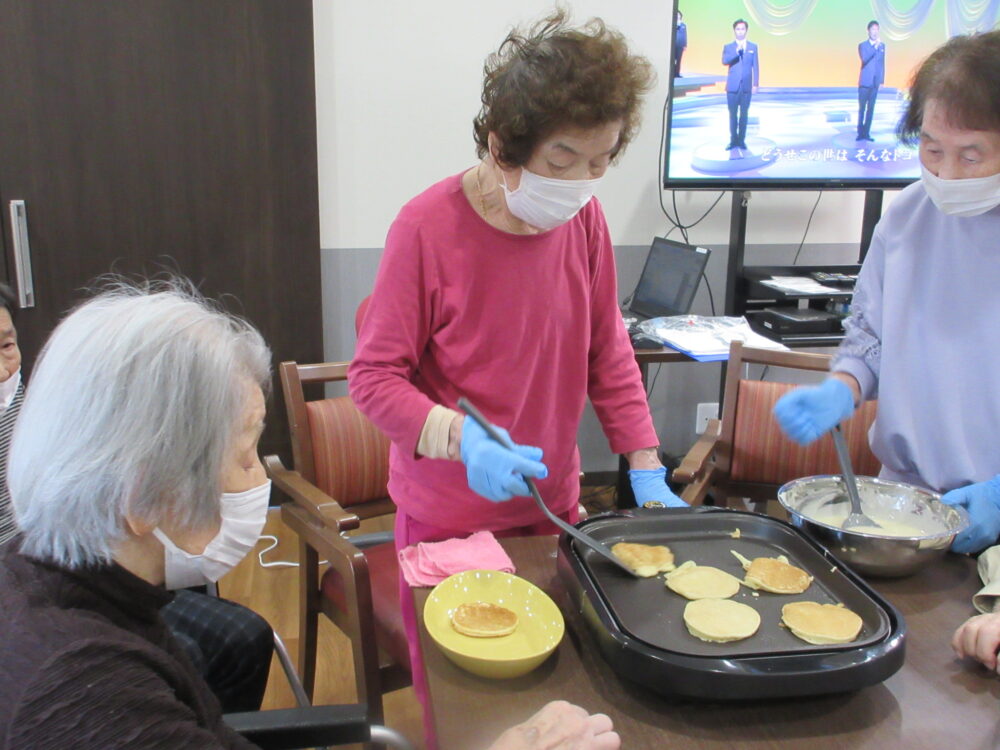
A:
831;423;881;531
458;398;639;577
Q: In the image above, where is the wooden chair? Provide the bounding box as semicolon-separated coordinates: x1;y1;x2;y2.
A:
672;342;879;510
263;360;409;727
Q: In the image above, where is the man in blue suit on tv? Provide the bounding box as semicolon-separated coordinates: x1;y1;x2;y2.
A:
722;18;759;150
857;20;885;141
674;10;687;78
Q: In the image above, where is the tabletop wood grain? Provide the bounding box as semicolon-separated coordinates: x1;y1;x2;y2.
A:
414;536;1000;750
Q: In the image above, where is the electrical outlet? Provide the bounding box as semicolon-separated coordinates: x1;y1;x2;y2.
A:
695;402;719;434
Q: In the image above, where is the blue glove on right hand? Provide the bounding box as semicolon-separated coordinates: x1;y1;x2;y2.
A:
629;468;688;508
773;378;855;445
941;476;1000;555
459;415;548;503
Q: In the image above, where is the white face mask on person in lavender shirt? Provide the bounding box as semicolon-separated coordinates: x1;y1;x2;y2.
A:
921;165;1000;217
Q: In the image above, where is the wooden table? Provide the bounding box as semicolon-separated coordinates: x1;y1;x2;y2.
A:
415;537;1000;750
633;345;694;367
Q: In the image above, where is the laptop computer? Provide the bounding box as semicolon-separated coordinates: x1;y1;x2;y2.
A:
626;236;711;322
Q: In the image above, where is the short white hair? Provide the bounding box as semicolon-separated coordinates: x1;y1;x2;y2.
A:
9;279;271;568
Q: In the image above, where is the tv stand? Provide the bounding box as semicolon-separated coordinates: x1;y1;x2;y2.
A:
724;187;884;321
860;189;883;261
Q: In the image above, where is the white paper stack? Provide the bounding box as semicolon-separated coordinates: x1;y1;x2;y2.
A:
758;276;843;295
639;315;787;362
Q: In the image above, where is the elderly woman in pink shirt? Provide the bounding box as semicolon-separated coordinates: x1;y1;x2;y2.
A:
349;11;684;746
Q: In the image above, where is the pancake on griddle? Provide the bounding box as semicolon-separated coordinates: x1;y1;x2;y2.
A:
665;561;741;600
731;550;813;594
451;601;519;638
611;542;675;577
781;601;862;644
683;598;761;643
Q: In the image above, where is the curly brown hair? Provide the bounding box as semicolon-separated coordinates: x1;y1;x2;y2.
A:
897;30;1000;145
472;9;655;167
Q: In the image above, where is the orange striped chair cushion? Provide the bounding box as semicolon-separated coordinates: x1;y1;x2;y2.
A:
306;396;390;506
729;380;879;485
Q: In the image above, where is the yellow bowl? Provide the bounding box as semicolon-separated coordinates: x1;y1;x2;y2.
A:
423;569;565;679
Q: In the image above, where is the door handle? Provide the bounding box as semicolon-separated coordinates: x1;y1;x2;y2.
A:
8;200;35;308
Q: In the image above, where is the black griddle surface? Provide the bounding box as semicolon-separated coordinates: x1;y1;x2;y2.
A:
572;510;890;659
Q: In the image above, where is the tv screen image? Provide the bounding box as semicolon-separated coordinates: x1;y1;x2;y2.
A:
664;0;994;189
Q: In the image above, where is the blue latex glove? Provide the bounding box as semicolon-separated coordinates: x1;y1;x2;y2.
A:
773;378;855;445
460;415;548;502
629;468;688;508
941;476;1000;554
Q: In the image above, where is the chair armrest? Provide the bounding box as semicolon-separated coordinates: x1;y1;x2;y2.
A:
224;704;370;749
264;454;361;532
672;419;721;484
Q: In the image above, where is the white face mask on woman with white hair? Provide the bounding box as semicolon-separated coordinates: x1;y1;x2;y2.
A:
153;382;270;589
154;480;271;589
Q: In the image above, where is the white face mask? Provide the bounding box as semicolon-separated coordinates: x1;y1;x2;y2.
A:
501;167;602;231
153;479;271;590
0;368;20;406
921;164;1000;217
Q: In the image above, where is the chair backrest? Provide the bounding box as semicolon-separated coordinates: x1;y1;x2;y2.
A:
717;342;879;488
279;360;393;519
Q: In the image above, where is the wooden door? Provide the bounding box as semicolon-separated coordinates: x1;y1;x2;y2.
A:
0;0;322;458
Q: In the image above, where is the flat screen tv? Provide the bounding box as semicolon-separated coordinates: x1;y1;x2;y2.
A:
664;0;985;189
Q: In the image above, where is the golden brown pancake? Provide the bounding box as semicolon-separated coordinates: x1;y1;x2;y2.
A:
781;601;863;644
683;598;761;643
451;602;519;638
611;542;675;577
665;561;741;600
731;551;813;594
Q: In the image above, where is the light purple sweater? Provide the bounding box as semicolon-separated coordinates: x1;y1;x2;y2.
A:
832;181;1000;493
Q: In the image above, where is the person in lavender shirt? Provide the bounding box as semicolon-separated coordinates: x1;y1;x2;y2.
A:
773;31;1000;556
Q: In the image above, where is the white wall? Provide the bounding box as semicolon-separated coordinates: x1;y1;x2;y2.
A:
312;0;889;470
313;1;887;249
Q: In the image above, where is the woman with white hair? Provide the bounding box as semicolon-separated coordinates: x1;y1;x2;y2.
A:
0;281;273;747
0;281;620;750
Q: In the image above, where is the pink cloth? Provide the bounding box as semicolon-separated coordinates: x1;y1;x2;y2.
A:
398;530;515;587
349;171;657;532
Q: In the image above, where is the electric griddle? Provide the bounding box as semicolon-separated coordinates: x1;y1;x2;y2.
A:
556;506;905;700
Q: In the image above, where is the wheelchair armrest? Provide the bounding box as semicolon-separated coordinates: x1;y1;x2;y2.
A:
224;704;370;749
264;455;361;532
672;419;721;484
347;530;395;549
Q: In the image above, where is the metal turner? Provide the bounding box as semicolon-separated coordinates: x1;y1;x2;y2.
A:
457;398;639;577
831;423;882;531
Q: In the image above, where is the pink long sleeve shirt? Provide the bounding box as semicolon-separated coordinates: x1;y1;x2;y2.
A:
348;172;657;532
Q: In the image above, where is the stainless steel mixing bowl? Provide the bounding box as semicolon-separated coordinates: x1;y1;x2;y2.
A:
777;475;969;577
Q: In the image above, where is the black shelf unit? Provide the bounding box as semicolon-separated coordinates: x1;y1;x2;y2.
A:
723;189;874;349
740;263;859;348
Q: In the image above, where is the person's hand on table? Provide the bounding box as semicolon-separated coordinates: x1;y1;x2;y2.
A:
629;468;687;508
953;612;1000;673
486;701;620;750
773;377;856;445
942;476;1000;554
460;415;548;502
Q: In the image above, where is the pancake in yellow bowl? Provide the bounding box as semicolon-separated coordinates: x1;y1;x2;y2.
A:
450;601;519;637
424;570;563;679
